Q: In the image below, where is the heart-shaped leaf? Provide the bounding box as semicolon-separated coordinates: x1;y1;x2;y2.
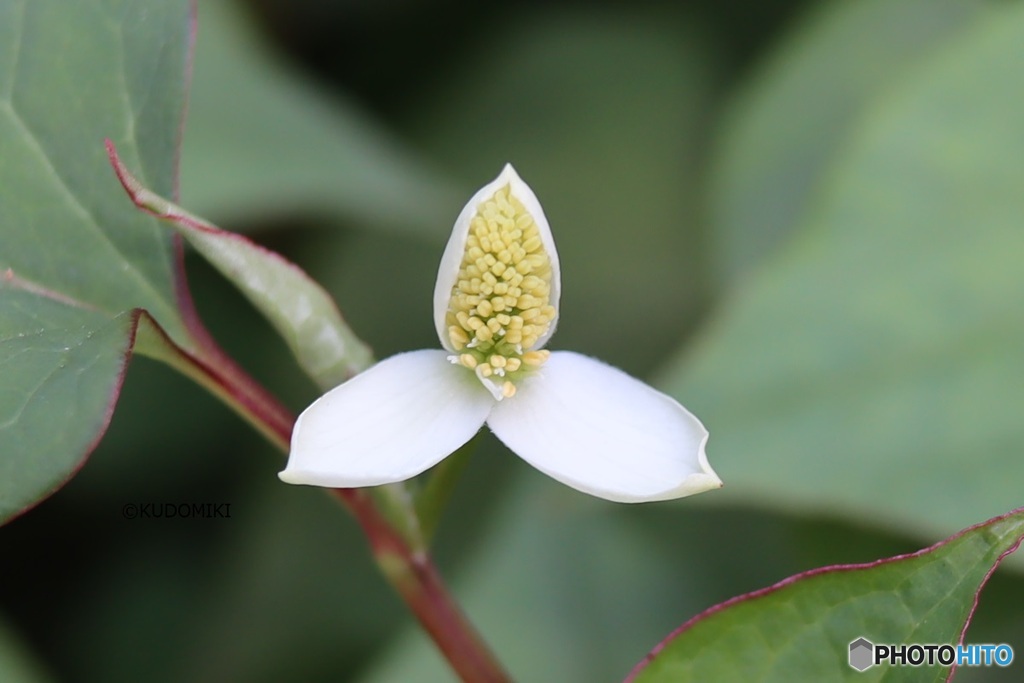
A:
628;506;1024;682
0;0;198;522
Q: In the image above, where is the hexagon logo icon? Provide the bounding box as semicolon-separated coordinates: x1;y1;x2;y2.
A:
849;637;874;671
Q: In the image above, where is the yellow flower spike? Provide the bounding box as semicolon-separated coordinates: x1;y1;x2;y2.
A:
282;164;721;504
432;165;562;400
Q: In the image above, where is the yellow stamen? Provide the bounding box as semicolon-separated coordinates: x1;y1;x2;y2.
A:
522;350;550;366
445;183;555;394
448;326;469;350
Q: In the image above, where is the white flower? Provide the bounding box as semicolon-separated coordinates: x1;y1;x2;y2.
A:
279;165;721;502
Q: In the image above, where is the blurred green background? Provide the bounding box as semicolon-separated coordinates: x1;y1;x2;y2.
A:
2;0;1023;680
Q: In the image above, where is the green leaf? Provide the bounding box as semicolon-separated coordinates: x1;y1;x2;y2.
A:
109;144;372;390
179;0;459;235
0;0;192;341
710;0;989;283
0;284;136;520
663;2;1024;540
0;0;196;521
628;507;1024;682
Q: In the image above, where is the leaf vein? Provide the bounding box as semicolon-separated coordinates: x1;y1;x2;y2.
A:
0;101;178;324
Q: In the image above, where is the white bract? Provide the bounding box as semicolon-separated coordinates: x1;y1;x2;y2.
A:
280;165;721;502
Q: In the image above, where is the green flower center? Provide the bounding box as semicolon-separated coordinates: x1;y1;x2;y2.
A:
445;184;556;397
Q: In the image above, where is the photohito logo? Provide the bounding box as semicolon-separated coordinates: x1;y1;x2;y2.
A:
849;637;1014;671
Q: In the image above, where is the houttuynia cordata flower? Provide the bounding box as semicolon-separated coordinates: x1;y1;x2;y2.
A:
280;165;721;502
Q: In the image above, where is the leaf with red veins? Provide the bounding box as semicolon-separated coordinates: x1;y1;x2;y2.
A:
627;507;1024;682
0;0;258;523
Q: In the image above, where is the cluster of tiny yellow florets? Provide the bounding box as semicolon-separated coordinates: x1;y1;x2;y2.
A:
446;184;556;398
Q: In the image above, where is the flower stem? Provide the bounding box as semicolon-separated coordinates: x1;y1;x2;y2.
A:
174;334;511;682
345;488;512;682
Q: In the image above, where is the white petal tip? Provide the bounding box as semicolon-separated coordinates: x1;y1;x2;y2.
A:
611;433;722;503
498;162;520;182
653;471;724;502
581;471;722;504
278;468;326;487
278;468;390;488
